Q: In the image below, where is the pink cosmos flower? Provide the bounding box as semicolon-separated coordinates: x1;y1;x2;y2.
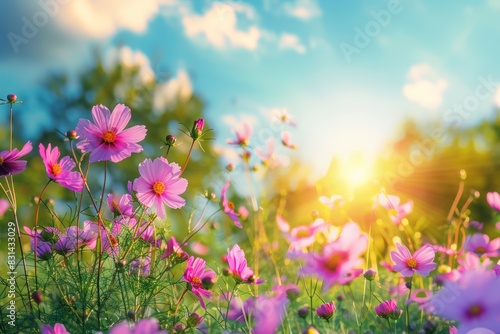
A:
449;326;458;334
464;233;500;257
272;108;296;127
287;219;328;251
0;141;32;177
406;289;433;307
301;222;368;291
107;193;134;217
255;138;288;168
0;198;9;216
133;157;188;219
457;252;492;273
391;243;436;277
160;236;188;263
108;318;167;334
41;323;70;334
23;226;53;260
76;104;146;163
374;299;401;320
130;255;151;276
227;244;256;283
486;192;500;212
374;193;413;225
316;301;336;320
53;234;77;256
182;256;214;309
252;294;289;334
227;122;252;147
280;131;296;149
66;221;98;249
429;270;500;333
39;143;84;192
319;195;345;210
220;180;242;228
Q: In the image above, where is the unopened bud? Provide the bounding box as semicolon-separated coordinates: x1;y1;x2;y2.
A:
32;290;43;305
66;130;78;140
165;134;176;146
7;94;17;103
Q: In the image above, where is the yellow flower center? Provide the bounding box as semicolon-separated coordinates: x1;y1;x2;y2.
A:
324;252;346;272
407;257;417;269
102;130;117;144
50;163;63;176
296;229;311;239
467;304;483;318
0;157;4;164
475;246;486;253
152;181;165;195
191;276;202;288
228;201;235;210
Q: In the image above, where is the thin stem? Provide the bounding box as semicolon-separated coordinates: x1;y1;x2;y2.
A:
33;180;51;293
9;103;13;150
179;139;196;177
406;277;412;334
96;161;108;330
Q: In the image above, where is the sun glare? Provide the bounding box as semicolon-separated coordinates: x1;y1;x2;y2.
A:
342;154;375;189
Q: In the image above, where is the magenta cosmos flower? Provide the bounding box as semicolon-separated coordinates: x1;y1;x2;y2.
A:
221;180;242;228
133;157;187;219
0;141;32;177
41;323;70;334
109;318;167;334
464;233;500;257
227;244;255;283
183;256;215;309
227;122;252;147
39;143;84;192
391;243;436;277
76;104;146;163
486;192;500;212
374;193;413;225
301;222;368;291
429;270;500;333
374;299;402;320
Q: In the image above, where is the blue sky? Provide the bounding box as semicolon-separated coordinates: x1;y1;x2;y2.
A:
2;0;500;177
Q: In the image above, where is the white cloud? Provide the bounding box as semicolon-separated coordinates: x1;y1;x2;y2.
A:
283;0;322;20
181;3;261;50
402;64;448;109
493;86;500;108
278;33;306;54
56;0;165;38
105;46;155;83
153;69;193;113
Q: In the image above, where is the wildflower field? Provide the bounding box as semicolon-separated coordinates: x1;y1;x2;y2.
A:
1;90;500;334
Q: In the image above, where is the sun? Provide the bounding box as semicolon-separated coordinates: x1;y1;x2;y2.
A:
342;154;375;189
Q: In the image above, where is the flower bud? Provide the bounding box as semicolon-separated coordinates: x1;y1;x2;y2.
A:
202;275;216;290
363;269;377;281
187;312;202;328
316;302;335;320
298;306;309;318
127;310;135;321
191;118;204;139
165;134;176;146
173;323;185;333
222;268;232;276
32;290;43;305
286;286;301;300
226;163;234;171
7;94;17;103
311;210;320;219
66;130;79;140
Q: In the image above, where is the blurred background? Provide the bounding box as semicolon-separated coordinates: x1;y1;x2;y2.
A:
2;0;500;249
